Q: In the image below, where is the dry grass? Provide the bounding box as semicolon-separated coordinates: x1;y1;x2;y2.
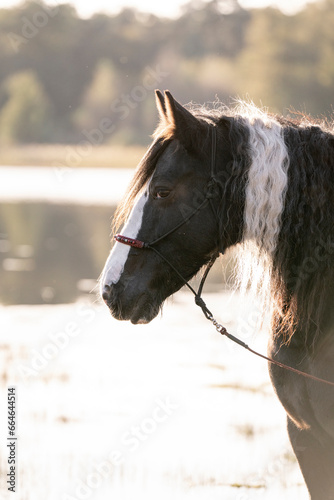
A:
0;144;147;168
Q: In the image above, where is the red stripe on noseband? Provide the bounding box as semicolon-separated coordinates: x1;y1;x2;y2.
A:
114;234;146;249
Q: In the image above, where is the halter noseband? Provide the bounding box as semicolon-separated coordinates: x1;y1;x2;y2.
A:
114;235;146;249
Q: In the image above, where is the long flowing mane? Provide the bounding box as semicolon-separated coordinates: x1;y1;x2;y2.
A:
113;100;334;344
273;115;334;344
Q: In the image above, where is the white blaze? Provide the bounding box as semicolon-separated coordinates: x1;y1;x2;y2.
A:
100;191;148;289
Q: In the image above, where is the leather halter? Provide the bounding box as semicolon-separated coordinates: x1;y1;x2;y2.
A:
113;126;334;388
115;125;221;253
114;125;222;311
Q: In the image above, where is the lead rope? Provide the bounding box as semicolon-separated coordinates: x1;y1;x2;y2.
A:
147;243;334;386
193;291;334;387
114;125;334;388
146;247;334;386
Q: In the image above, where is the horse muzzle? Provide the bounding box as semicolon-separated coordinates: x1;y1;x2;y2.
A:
101;281;160;325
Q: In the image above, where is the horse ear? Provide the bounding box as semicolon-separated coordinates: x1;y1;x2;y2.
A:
163;90;206;152
164;90;199;132
155;90;168;121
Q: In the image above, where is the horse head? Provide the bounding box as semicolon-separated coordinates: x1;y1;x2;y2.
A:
100;90;243;324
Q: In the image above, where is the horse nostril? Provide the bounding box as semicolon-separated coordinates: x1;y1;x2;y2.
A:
102;284;112;303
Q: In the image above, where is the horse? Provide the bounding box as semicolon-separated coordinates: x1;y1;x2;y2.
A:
100;90;334;499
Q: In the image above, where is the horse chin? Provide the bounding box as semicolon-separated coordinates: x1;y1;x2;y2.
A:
107;291;162;325
129;299;161;325
135;318;150;325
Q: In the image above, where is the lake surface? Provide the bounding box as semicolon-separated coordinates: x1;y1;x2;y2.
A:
0;167;133;304
0;167;231;304
0;166;133;205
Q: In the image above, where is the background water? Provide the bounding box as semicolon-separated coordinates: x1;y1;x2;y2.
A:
0;167;131;304
0;167;233;305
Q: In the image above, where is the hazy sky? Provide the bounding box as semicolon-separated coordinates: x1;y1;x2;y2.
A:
0;0;319;17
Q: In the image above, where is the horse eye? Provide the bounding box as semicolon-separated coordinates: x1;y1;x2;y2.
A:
154;189;171;200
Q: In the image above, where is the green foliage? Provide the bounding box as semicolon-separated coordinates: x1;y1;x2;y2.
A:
0;70;52;144
237;2;334;116
0;0;333;145
73;59;119;132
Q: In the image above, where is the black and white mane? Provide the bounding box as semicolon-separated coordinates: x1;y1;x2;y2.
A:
114;99;334;344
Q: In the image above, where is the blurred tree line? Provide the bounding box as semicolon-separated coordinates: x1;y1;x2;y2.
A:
0;0;333;146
